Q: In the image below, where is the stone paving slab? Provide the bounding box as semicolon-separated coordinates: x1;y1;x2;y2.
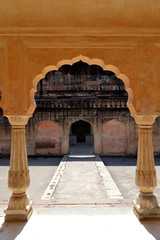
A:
51;155;108;203
95;155;123;199
102;157;160;199
41;154;123;204
42;155;68;200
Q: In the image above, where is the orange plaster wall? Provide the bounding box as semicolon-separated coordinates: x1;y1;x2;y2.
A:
102;120;127;154
36;120;61;154
0;0;160;29
0;1;160;116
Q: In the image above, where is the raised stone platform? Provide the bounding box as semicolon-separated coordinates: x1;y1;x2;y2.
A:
0;207;159;240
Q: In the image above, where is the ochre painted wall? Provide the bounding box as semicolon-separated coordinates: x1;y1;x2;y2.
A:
0;0;160;118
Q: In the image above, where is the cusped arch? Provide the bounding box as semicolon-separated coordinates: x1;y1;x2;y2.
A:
29;55;136;116
69;118;93;130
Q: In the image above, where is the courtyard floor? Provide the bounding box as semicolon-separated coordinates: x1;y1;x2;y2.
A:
0;145;160;239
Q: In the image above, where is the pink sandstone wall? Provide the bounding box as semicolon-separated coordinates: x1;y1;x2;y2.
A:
36;120;61;154
102;119;127;154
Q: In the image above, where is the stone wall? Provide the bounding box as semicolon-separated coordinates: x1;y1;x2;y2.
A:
102;120;127;155
0;109;159;156
36;120;61;155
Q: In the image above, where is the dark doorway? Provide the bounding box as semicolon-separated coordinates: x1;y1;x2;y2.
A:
70;120;93;144
72;120;91;143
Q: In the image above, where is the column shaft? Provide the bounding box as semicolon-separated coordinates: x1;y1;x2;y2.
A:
133;115;160;220
61;124;69;154
4;116;33;221
136;127;157;192
94;123;102;154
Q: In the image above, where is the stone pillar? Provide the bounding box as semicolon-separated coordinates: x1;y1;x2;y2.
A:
133;115;160;220
94;121;102;154
4;116;33;221
61;123;69;154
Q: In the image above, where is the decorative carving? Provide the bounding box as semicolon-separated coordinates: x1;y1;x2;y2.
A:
8;170;30;193
136;169;157;192
7;192;30;210
135;192;159;210
7;115;30;126
134;115;157;126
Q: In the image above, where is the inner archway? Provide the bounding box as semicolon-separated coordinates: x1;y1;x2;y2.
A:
69;120;94;154
33;58;131;156
70;120;93;144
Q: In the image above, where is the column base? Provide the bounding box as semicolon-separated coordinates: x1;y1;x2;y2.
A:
4;201;33;222
133;191;160;220
133;204;160;220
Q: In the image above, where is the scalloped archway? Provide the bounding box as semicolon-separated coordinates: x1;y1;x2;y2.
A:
29;55;136;117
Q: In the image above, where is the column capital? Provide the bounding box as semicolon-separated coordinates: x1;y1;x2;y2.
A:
134;115;157;127
5;115;30;127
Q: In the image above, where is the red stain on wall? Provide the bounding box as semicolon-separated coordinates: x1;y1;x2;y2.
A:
102;119;127;154
36;120;61;154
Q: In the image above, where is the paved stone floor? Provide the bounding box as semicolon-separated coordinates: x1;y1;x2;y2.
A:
0;145;160;206
41;153;123;204
52;155;108;204
102;157;160;199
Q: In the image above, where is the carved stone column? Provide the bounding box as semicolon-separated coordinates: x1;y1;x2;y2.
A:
61;123;69;154
94;122;102;154
133;115;160;220
4;116;33;221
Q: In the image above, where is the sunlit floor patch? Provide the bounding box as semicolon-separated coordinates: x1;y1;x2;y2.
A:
42;154;123;203
0;207;158;240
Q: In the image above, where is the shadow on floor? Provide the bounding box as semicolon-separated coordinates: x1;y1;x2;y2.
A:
0;157;62;167
0;219;26;240
102;157;160;166
141;219;160;240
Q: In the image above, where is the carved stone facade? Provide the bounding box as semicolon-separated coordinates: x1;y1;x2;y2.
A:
0;62;160;156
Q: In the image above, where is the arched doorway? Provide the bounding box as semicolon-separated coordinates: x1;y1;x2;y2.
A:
69;120;94;154
70;120;93;144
